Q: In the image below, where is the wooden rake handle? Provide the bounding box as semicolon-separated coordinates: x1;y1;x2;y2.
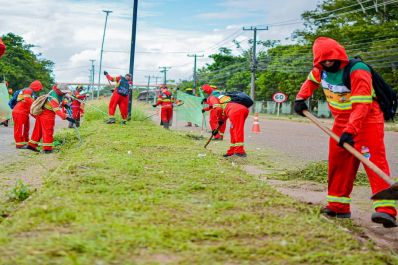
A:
204;124;221;149
303;110;393;185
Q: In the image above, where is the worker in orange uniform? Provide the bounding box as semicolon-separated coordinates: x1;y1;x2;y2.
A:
294;37;397;227
201;84;226;140
104;71;132;125
70;85;86;127
28;84;75;154
0;38;5;58
153;85;174;129
214;95;249;157
11;80;43;148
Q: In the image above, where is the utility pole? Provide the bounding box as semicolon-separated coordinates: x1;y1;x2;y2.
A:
128;0;138;120
188;54;204;94
89;59;95;100
145;75;151;103
243;26;268;113
153;76;161;86
97;10;112;99
159;66;171;86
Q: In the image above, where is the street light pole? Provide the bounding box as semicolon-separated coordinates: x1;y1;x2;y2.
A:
127;0;139;120
89;59;95;100
97;10;112;99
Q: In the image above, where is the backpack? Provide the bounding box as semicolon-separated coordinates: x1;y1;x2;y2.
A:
8;89;21;109
30;94;49;116
343;58;397;121
8;88;37;109
225;91;254;108
117;76;130;97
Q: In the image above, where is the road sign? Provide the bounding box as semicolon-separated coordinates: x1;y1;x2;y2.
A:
272;92;288;103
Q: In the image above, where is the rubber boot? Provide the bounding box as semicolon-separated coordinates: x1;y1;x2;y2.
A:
320;207;351;218
371;212;398;228
106;118;116;124
163;122;169;130
27;145;39;153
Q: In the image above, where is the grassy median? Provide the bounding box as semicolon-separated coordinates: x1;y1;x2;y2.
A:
0;103;396;264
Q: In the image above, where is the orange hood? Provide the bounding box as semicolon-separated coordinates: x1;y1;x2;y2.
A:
312;37;349;70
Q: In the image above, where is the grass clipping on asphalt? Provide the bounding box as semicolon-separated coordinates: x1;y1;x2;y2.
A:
279;161;369;186
0;104;396;264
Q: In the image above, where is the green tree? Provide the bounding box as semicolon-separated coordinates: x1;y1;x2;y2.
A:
0;33;54;91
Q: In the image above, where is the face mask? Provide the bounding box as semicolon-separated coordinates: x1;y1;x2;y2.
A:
322;60;341;73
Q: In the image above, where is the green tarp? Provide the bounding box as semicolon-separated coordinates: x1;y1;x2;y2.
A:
175;91;209;128
0;82;11;122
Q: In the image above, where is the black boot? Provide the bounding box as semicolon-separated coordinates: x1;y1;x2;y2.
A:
320;207;351;218
106;118;116;124
371;212;397;228
26;145;39;152
163;122;169;129
43;150;53;154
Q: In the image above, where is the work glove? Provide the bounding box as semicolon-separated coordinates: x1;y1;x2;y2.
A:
201;98;207;104
152;104;157;108
66;117;76;124
294;99;308;116
218;120;224;126
338;132;354;148
211;129;219;136
103;71;108;76
201;109;206;113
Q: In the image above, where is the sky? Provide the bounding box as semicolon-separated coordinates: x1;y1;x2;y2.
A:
0;0;321;86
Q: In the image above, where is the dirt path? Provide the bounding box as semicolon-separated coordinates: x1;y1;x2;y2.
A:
262;177;398;250
145;106;398;250
0;118;67;203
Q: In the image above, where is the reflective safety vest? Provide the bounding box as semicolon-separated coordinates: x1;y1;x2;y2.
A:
308;64;374;112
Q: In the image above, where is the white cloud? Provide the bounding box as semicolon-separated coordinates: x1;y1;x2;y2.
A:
0;0;320;86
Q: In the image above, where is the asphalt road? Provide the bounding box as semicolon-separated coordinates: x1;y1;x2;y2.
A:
166;112;398;175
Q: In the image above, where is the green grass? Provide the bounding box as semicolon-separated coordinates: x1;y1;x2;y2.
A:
0;104;396;264
274;161;369;186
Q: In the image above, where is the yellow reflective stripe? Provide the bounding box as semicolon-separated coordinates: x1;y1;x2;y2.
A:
16;142;27;145
328;101;352;110
29;140;40;145
213;104;221;107
162;99;172;102
44;103;52;110
350;95;373;104
219;133;224;136
17;94;32;101
235;142;244;146
42;143;53;147
373;200;396;209
308;72;320;84
327;195;351;204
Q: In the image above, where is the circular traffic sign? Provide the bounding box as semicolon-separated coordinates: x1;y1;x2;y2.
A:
272;92;288;103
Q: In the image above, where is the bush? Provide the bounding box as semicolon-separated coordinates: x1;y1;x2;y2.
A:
7;180;31;202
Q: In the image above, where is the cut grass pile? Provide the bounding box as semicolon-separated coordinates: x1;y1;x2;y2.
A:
276;161;369;186
0;104;396;264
